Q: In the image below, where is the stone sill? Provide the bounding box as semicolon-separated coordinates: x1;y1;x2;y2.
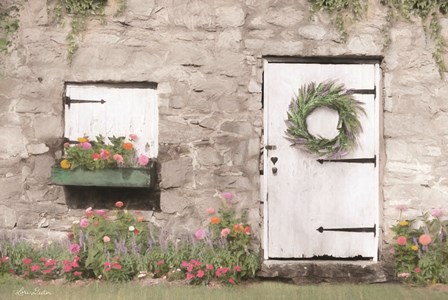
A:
258;260;394;284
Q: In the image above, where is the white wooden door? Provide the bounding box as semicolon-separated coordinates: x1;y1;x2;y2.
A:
64;84;158;158
263;62;380;260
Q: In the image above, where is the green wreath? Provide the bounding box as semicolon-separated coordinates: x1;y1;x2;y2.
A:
285;81;365;158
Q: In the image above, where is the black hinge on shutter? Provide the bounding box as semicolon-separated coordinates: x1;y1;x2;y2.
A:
64;95;106;107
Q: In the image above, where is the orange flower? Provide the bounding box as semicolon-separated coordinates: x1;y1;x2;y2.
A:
123;143;133;150
419;234;431;246
60;159;71;169
233;224;243;232
210;217;221;224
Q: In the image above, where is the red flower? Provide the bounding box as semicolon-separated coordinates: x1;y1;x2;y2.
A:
74;271;82;276
22;258;32;265
133;228;140;235
115;201;124;208
156;260;165;266
186;273;195;280
233;265;241;272
92;153;100;161
228;278;236;285
1;256;9;263
415;267;421;273
244;226;251;235
112;263;122;270
206;264;214;270
45;259;56;267
40;257;47;263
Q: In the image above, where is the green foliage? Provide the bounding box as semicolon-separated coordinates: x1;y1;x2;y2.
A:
309;0;366;41
309;0;448;76
382;0;448;75
56;0;109;59
0;7;19;52
285;81;365;158
391;210;448;285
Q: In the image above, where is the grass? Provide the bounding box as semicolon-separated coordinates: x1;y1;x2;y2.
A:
1;275;448;300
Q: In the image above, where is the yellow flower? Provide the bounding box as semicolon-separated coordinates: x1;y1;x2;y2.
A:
60;159;71;169
411;245;418;251
77;137;88;143
399;220;409;226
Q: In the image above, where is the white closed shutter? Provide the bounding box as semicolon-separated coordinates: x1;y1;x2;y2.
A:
64;83;158;158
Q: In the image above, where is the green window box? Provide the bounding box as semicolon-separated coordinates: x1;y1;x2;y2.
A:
51;166;156;188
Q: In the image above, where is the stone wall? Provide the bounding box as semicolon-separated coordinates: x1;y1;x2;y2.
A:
0;0;447;258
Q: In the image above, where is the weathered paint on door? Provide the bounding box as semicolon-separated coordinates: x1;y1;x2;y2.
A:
263;62;380;260
64;84;158;158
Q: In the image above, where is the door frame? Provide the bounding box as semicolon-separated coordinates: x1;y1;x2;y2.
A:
261;57;384;261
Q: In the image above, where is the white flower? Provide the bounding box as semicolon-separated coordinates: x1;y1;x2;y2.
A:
129;226;135;232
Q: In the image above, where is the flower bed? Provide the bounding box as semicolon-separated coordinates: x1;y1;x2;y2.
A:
0;193;260;285
391;207;448;285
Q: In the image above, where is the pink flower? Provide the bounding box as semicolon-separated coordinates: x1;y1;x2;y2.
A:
431;209;443;218
63;263;72;273
233;265;241;272
190;259;201;267
397;272;411;278
397;236;407;246
395;204;408;211
186;273;195;280
81;142;92;149
194;228;205;240
419;234;431;246
100;149;110;160
222;192;234;200
221;228;231;237
31;265;40;272
129;134;138;141
206;208;215;214
197;270;205;278
112;263;122;270
115;201;124;208
181;261;190;268
228;278;236;284
43;268;54;274
69;243;81;254
103;236;111;243
156;260;165;266
113;154;124;164
415;267;421;273
74;271;82;276
138;154;149;166
244;226;252;235
94;209;106;216
45;259;56;267
79;218;89;228
1;256;9;263
206;264;214;270
104;262;112;272
22;258;32;265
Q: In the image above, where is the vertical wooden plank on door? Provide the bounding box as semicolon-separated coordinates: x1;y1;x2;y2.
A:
264;61;379;259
